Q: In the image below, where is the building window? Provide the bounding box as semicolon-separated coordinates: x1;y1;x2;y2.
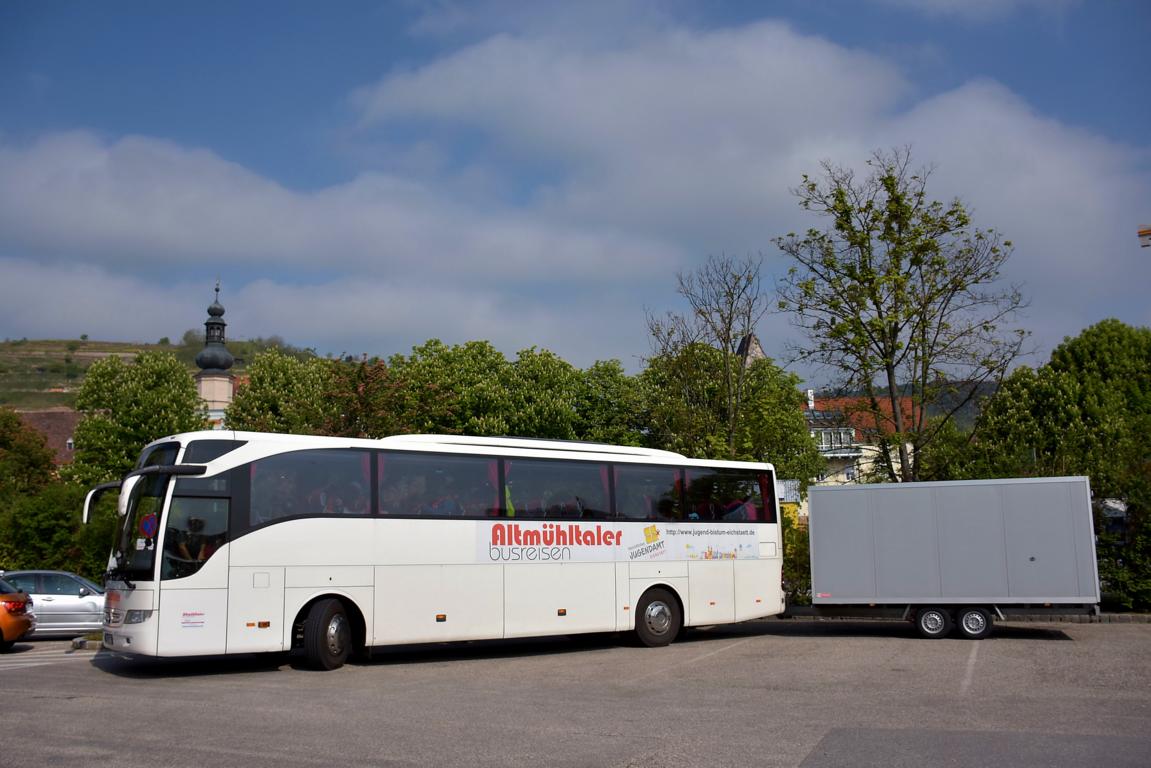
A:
812;428;855;451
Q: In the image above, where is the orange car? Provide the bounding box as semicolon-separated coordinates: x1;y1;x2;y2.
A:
0;576;35;651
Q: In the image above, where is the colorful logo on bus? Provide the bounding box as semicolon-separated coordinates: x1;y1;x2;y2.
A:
486;522;620;562
629;524;667;560
478;521;761;564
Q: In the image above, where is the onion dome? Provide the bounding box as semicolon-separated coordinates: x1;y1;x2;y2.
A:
195;282;235;373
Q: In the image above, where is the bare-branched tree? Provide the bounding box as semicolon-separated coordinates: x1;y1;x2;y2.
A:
646;253;771;458
775;147;1028;482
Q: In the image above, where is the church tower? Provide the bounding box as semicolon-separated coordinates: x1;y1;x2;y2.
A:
194;282;235;428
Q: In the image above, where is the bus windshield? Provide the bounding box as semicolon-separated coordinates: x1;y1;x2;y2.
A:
108;442;180;582
110;472;169;582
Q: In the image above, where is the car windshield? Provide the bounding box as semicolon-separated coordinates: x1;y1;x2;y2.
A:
0;578;17;594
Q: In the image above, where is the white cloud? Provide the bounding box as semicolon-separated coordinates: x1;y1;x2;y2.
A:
355;22;907;251
0;132;676;287
0;258;206;342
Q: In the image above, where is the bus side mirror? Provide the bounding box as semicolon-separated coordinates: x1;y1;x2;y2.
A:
83;481;122;524
117;475;142;518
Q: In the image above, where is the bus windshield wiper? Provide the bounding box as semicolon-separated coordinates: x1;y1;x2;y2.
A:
106;562;135;591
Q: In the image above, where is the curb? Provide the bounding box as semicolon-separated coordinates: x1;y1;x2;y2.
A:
72;637;104;651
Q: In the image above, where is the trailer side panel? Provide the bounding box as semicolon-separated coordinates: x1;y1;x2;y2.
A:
809;477;1100;606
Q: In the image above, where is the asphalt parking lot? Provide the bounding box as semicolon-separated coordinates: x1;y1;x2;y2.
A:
4;618;1150;767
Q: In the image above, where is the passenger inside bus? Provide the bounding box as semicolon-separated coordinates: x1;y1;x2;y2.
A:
251;470;300;524
177;517;223;562
163;499;228;579
308;481;345;515
416;474;466;516
460;481;498;516
342;481;369;514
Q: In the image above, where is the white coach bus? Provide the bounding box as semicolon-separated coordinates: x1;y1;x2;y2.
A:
85;431;783;670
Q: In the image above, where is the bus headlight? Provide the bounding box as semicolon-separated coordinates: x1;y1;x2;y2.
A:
124;609;154;624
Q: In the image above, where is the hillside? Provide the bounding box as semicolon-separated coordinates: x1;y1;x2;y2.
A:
0;338;174;409
0;335;314;410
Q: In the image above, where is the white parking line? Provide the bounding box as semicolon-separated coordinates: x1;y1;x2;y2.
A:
959;642;980;695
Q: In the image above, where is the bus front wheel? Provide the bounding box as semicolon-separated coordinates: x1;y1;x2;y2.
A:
635;588;681;647
305;598;351;670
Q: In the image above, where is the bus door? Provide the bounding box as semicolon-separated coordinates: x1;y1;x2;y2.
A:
157;491;231;656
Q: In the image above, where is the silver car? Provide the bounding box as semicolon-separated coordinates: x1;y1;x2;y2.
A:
0;570;105;638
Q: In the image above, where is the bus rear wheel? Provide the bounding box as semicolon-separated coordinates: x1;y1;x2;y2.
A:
305;598;351;670
635;588;681;647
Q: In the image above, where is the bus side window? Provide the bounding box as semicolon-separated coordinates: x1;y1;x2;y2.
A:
250;462;301;525
685;469;765;523
162;497;229;580
379;452;499;518
614;465;682;521
505;459;609;520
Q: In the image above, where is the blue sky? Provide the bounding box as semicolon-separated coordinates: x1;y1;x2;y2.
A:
1;0;1148;380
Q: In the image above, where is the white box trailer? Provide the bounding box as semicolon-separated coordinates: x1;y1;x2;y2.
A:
807;476;1100;639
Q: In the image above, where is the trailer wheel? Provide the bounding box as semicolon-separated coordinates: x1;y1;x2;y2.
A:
304;598;351;670
915;607;953;639
635;588;681;647
956;607;993;640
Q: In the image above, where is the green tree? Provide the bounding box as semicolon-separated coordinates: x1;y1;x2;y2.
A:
504;348;583;439
642;344;824;479
388;340;514;435
0;483;91;573
387;341;647;442
320;355;453;438
781;513;812;606
226;349;335;434
776;147;1027;482
573;360;645;446
640;343;728;458
0;407;55;498
66;352;206;485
